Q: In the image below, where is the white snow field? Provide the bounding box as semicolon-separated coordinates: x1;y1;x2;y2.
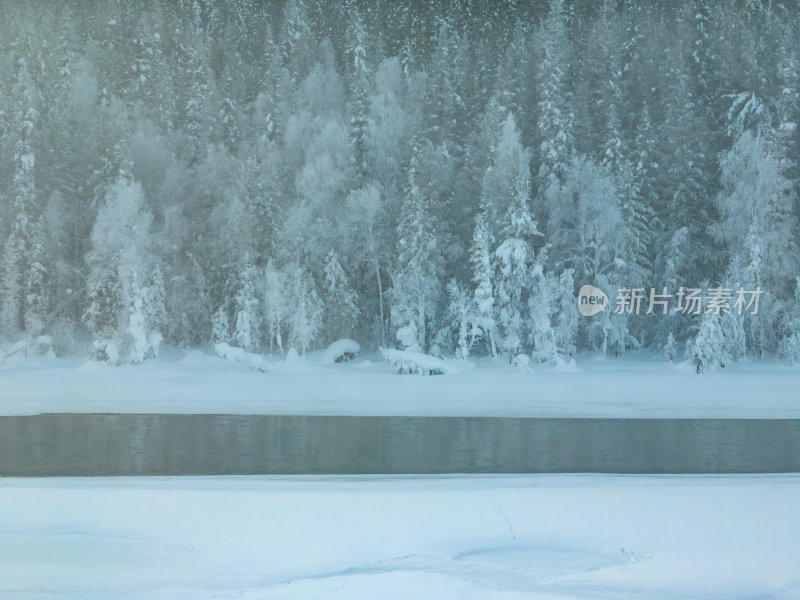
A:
1;348;798;417
0;474;798;599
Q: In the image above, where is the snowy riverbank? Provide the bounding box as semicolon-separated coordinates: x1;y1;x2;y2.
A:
1;348;797;418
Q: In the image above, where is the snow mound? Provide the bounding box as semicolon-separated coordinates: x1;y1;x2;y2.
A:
381;348;457;375
213;342;270;372
320;339;361;364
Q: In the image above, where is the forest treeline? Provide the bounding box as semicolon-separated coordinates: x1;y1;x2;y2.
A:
0;0;798;370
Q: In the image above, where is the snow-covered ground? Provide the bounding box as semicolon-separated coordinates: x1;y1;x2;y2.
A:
1;348;798;417
1;474;797;599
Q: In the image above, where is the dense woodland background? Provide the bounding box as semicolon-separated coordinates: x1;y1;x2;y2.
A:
1;0;799;369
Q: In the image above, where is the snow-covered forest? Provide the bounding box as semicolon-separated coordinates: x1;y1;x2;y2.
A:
1;0;799;368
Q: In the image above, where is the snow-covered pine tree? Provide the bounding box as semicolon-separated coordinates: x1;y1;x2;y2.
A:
492;113;541;359
286;263;322;356
233;256;261;352
687;281;745;373
84;177;157;363
714;119;799;354
344;184;389;347
364;57;412;213
1;63;38;338
177;33;217;164
211;304;230;345
780;277;800;364
345;1;373;185
165;251;210;347
527;260;558;365
323;250;359;342
217;96;240;153
446;278;481;361
389;148;442;350
663;332;678;362
553;155;629;355
656;52;715;286
470;210;497;356
119;267;162;365
144;264;167;342
687;306;724;374
22;218;49;337
535;0;574;228
262;260;286;354
600;64;653;298
552;267;578;358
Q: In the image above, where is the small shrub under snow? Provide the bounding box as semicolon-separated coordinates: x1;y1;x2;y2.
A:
320;339;361;364
380;347;453;375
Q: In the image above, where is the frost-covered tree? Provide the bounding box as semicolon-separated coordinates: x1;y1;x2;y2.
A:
552;267;578;357
84;177;159;364
527;262;558;365
389;149;442;350
323;250;359;342
714;125;799;354
535;0;574;222
0;0;798;361
780;278;800;364
165;251;210;347
487;113;540;359
211;304;230;345
119;267;164;365
286;263;322;355
663;332;678;362
469;211;497;356
687;307;725;374
687;283;745;374
22;219;49;337
446;278;481;361
233;257;261;352
344;1;373;184
262;260;286;354
1;60;38;337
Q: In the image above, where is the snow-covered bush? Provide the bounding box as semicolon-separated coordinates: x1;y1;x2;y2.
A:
380;347;449;375
214;342;270;372
319;338;361;364
1;335;53;361
663;333;678;362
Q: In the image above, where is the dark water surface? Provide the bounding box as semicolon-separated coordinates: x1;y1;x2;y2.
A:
1;414;798;475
